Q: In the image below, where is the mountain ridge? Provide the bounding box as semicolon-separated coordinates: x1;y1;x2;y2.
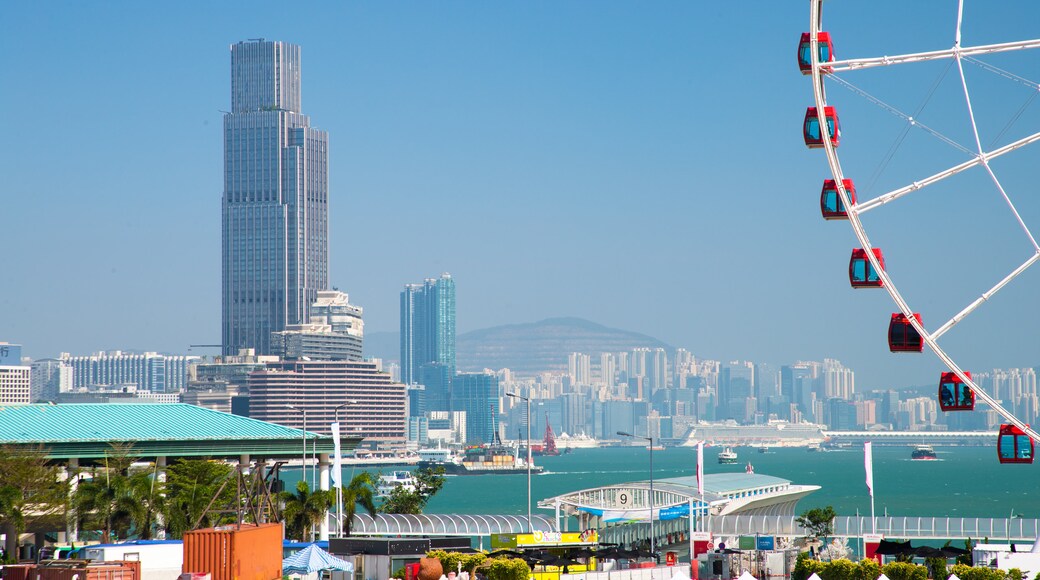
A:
364;317;673;375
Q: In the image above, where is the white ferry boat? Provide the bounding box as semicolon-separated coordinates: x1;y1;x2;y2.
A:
376;470;417;497
718;447;738;464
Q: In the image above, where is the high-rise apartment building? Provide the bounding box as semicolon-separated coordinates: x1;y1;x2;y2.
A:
400;274;456;385
222;40;329;355
30;358;73;402
63;351;198;393
0;344;30;405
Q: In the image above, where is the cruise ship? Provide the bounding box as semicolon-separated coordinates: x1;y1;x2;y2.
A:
684;420;827;448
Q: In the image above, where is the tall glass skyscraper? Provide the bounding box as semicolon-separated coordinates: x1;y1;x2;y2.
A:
222;40;329;355
400;273;456;385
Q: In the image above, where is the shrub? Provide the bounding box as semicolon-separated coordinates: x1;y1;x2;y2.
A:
477;558;531;580
427;551;488;575
952;564;1008;580
794;552;826;580
853;558;881;580
821;558;857;580
882;561;928;580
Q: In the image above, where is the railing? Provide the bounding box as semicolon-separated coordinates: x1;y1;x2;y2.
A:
706;515;1040;541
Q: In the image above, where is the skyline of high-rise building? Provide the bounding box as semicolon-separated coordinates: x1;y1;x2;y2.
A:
222;39;329;356
400;273;456;385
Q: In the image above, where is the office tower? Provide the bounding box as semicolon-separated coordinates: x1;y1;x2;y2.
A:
0;346;28;403
271;290;364;361
781;364;816;418
400;273;456;385
0;344;30;405
222;40;329;355
454;372;498;444
248;359;407;451
718;361;755;422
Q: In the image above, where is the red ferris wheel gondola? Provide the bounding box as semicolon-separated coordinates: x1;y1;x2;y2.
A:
821;179;856;220
998;424;1034;464
804;107;840;149
888;313;923;353
798;32;834;75
939;371;975;412
849;248;884;288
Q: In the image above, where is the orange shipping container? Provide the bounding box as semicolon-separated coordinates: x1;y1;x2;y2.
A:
10;561;141;580
1;564;35;580
182;523;282;580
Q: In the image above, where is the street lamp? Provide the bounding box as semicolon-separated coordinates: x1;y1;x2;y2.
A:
1008;509;1023;546
618;430;655;560
287;405;308;490
507;391;532;533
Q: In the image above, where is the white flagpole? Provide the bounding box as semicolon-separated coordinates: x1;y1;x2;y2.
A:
697;441;705;533
331;421;343;536
864;441;875;534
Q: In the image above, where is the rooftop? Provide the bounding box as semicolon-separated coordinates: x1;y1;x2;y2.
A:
0;403;348;460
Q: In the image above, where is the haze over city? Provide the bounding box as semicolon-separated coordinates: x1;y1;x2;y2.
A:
4;1;1040;390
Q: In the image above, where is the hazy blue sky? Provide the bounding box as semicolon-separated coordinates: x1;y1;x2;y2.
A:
3;1;1038;389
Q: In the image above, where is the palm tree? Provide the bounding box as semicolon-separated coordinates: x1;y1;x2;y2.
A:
279;481;333;541
73;446;161;541
340;471;377;536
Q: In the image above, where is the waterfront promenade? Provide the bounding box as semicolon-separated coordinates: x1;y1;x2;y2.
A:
706;515;1040;541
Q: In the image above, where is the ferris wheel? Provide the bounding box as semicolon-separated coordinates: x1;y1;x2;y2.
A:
800;1;1040;463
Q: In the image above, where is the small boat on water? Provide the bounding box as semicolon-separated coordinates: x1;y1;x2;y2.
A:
376;470;416;497
911;445;938;460
807;443;823;452
718;447;738;464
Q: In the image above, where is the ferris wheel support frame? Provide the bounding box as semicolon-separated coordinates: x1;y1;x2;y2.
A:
807;0;1040;445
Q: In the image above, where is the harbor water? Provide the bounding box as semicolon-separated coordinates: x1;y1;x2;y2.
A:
291;445;1040;520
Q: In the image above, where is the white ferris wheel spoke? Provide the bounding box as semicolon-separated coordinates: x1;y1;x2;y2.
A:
930;253;1040;342
853;130;1040;214
829;38;1040;73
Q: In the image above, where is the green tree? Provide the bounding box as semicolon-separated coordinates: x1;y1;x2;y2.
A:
380;467;445;514
280;480;333;541
163;459;236;538
0;445;67;558
340;471;377;536
797;506;838;540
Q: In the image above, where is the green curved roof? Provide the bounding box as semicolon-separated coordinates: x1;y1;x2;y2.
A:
0;403;347;460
